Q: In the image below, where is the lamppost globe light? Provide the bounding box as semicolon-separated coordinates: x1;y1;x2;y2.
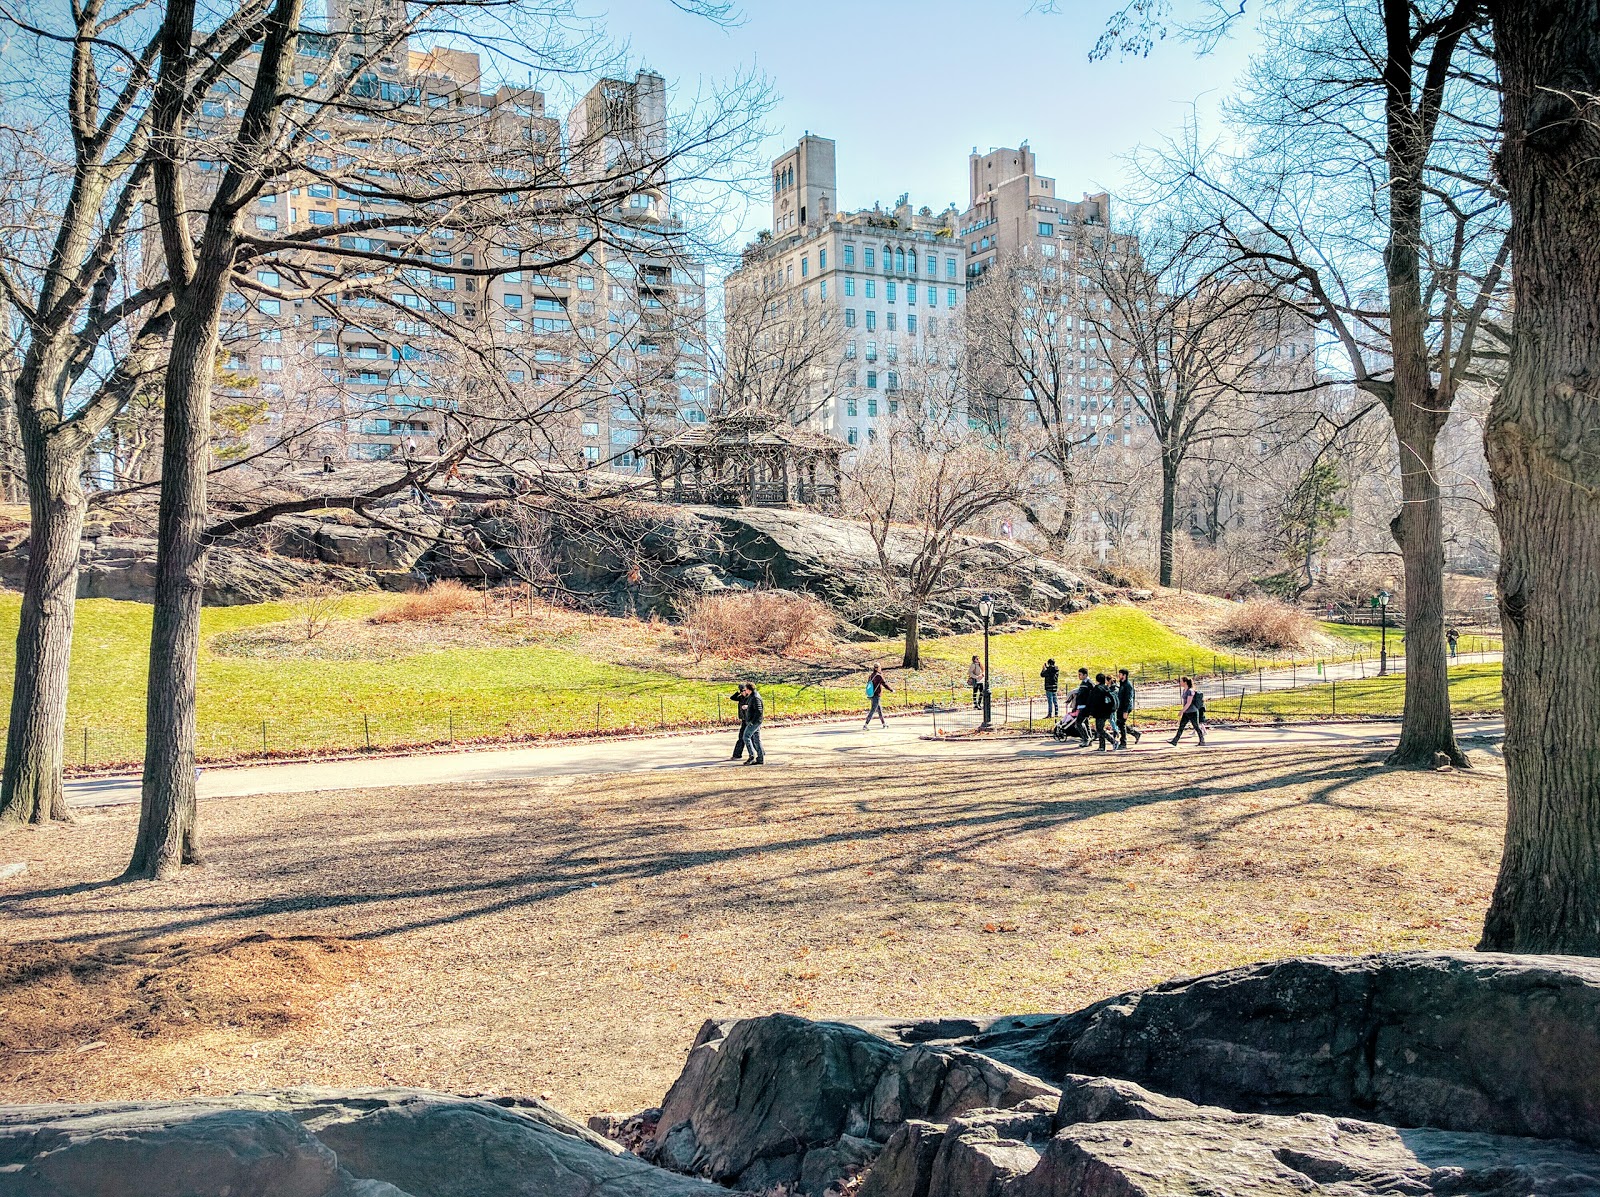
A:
978;595;993;619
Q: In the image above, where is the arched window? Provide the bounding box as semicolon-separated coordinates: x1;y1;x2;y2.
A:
894;249;905;273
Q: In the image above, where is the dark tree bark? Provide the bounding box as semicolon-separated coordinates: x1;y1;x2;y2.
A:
1478;0;1600;953
1158;452;1180;588
902;606;921;670
0;434;86;825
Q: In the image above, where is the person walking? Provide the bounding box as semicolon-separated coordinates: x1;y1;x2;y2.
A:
1446;627;1459;659
1116;668;1142;748
1090;672;1118;751
1040;658;1061;718
967;655;986;709
742;682;766;765
1171;676;1206;746
864;666;893;729
729;683;751;761
1064;667;1092;746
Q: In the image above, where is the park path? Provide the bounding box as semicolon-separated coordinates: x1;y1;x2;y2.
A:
66;694;1506;810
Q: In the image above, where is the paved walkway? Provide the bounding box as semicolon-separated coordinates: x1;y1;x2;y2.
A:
66;706;1506;810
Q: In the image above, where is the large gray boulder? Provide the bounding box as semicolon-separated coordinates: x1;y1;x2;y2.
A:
0;1089;732;1197
645;1016;1060;1196
1025;951;1600;1147
863;1076;1600;1197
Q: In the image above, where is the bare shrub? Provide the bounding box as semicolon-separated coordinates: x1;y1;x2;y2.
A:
686;590;834;659
1212;599;1317;652
371;580;480;624
288;584;345;642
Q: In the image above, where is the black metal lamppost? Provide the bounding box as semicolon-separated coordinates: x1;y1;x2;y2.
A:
1377;589;1392;676
979;595;994;729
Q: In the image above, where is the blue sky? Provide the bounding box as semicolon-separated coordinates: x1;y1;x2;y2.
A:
588;0;1265;235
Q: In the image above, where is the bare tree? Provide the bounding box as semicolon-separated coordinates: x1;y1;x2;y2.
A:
965;251;1095;553
713;273;848;424
119;0;763;877
843;411;1023;670
1081;217;1296;588
0;4;204;825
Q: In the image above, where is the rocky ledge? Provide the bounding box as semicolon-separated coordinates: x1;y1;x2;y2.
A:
6;951;1599;1195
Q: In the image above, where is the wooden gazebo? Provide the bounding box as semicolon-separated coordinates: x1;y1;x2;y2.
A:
640;410;846;508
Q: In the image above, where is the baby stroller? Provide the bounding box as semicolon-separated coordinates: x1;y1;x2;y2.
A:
1051;710;1090;744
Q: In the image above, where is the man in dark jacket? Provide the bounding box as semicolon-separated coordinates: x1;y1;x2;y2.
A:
1064;667;1092;746
1041;659;1061;718
742;683;766;765
729;683;751;760
1116;668;1141;748
1090;672;1118;751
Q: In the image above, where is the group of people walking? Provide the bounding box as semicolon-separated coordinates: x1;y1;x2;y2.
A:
727;657;1212;765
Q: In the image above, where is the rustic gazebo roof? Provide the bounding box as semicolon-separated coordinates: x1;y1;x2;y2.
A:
638;409;847;508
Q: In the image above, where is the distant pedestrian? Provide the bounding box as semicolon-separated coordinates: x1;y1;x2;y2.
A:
1090;672;1118;751
1446;627;1459;659
1116;668;1142;748
729;683;751;761
742;683;766;765
864;666;893;729
1040;658;1061;718
968;655;986;709
1171;676;1206;746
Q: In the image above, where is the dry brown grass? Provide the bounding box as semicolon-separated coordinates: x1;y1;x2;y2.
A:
0;745;1505;1115
1213;599;1319;652
685;590;835;659
370;580;480;624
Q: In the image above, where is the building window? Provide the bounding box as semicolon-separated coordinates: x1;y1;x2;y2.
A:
947;288;958;307
868;397;879;415
865;311;876;331
894;249;905;273
907;314;918;334
886;282;897;303
946;257;957;279
844;277;855;297
886;312;897;332
844;308;857;327
906;285;916;306
819;249;828;270
886;372;898;391
845;340;857;358
865;280;876;299
864;247;875;269
846;398;858;416
866;371;878;389
865;340;878;361
847;428;858;445
801;256;810;277
1038;221;1054;237
254;215;278;230
308;209;333;226
843;244;855;266
503;294;522;309
819;280;828;300
257;299;280;314
260;356;283;372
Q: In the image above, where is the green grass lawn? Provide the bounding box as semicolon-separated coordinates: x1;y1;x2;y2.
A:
3;596;1264;767
1132;662;1505;723
1316;622;1503;658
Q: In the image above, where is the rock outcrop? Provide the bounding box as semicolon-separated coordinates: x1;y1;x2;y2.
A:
6;466;1098;622
0;1088;732;1196
627;952;1600;1196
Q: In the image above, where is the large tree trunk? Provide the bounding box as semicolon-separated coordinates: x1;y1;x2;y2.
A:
1386;401;1463;767
902;606;921;670
0;441;86;826
1157;453;1179;587
1477;0;1600;953
124;300;218;879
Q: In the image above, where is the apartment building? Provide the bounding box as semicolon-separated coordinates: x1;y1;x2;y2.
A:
725;136;967;448
171;1;705;471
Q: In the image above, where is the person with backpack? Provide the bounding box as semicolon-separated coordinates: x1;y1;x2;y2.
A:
1171;676;1206;746
1040;658;1061;718
1446;627;1460;659
729;682;751;760
1090;672;1118;751
864;666;893;729
1062;667;1093;746
1116;668;1141;748
742;683;766;765
967;655;986;709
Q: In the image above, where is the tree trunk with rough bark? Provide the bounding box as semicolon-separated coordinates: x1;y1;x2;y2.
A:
124;297;221;879
1386;400;1463;766
1157;453;1179;588
0;441;86;825
1478;0;1600;953
902;606;921;670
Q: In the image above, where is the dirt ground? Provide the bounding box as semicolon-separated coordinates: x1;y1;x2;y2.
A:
0;744;1506;1118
